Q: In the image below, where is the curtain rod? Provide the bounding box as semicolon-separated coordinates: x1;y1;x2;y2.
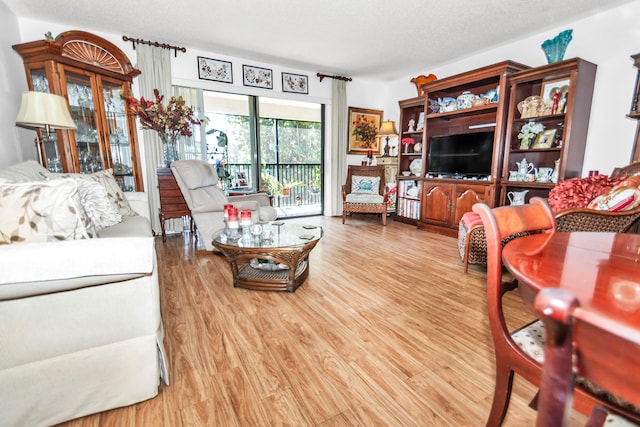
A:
316;72;352;82
122;35;186;57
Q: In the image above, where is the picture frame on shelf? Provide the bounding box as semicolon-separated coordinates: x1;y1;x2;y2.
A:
417;112;425;130
235;171;250;188
282;72;308;94
347;106;384;155
540;77;570;114
242;65;273;89
531;129;556;149
197;57;233;83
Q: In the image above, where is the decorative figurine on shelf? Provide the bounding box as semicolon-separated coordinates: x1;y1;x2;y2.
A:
517;121;545;150
410;73;437;96
408;119;416;132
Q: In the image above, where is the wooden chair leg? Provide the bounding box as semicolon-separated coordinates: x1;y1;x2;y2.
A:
382;212;387;225
486;366;515;427
342;210;347;224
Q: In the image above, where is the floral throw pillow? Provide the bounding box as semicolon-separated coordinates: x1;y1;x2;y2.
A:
74;179;122;230
351;175;380;195
51;169;137;217
0;180;89;244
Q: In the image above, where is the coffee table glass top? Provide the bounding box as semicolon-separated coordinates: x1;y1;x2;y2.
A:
213;222;323;248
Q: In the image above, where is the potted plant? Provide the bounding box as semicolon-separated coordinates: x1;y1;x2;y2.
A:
262;174;282;196
281;179;303;196
310;169;321;194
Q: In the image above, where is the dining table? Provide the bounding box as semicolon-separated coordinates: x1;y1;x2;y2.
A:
501;231;640;341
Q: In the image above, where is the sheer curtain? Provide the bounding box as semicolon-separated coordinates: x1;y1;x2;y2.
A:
173;86;207;160
135;44;172;234
330;79;347;216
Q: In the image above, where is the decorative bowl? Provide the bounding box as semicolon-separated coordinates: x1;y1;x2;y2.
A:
402;171;411;176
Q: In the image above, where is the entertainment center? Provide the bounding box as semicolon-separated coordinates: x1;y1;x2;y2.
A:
394;58;596;236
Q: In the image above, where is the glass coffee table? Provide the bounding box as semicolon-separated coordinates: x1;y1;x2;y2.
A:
212;222;323;292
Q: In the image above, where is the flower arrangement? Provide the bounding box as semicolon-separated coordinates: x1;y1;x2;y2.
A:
401;137;415;146
351;115;378;147
517;121;545;148
122;89;203;140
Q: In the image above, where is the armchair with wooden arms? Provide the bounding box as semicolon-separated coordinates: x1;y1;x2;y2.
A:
342;165;388;225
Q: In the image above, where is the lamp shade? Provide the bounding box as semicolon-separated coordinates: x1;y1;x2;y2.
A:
16;91;76;130
378;120;398;136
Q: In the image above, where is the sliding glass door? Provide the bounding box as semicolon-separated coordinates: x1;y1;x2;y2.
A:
201;90;323;217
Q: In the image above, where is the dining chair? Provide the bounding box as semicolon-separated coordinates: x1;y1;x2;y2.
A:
534;288;640;427
342;165;388;225
473;197;557;426
474;197;640;426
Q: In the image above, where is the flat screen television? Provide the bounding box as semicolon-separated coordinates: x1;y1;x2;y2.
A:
428;131;495;177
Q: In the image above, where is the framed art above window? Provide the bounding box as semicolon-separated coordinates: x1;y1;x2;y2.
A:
197;57;233;83
282;73;308;94
243;65;273;89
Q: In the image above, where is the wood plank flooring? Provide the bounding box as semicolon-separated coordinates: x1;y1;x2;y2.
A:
58;214;587;426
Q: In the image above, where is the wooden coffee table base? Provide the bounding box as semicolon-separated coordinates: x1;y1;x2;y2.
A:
215;242;319;292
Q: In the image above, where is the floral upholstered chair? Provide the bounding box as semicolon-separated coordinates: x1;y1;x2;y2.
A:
342;165;388;225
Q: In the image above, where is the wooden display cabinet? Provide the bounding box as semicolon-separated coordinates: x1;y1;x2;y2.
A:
500;58;597;205
157;168;193;242
417;61;528;236
13;30;144;191
395;96;425;223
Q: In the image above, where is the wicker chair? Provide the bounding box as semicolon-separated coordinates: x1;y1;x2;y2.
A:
342;165;388;225
458;161;640;273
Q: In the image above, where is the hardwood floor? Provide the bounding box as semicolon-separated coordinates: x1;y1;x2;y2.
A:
58;215;587;426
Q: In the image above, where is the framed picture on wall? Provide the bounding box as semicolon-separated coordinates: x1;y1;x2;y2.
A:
282;72;308;94
242;65;273;89
347;107;384;155
197;57;233;83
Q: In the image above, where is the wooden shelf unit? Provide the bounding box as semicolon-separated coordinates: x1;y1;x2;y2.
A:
500;58;597;205
415;60;528;236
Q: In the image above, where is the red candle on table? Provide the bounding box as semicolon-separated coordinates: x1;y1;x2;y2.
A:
240;210;252;225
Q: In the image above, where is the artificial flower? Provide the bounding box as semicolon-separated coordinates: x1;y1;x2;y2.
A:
351;115;378;147
122;89;204;140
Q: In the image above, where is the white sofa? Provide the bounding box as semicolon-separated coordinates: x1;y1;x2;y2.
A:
0;161;168;426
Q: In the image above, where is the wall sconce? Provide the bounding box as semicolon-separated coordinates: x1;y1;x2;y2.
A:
15;91;76;165
378;120;399;157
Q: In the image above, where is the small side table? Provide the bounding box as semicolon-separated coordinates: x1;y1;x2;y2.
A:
156;168;193;242
376;156;398;214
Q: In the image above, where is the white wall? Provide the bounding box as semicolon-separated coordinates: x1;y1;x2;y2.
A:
0;2;31;168
387;1;640;176
5;2;640;179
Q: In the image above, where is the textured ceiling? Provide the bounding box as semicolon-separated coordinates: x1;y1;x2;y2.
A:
3;0;636;80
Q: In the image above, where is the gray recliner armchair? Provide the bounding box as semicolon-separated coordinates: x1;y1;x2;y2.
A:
171;160;277;250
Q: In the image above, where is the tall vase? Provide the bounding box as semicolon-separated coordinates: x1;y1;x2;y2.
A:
159;133;178;167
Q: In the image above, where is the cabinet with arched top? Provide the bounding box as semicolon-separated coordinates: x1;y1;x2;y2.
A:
13;30;143;191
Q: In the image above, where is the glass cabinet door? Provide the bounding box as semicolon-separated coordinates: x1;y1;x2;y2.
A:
30;68;64;172
64;71;104;174
102;79;135;191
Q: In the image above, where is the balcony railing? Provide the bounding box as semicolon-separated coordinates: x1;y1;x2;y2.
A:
225;163;321;209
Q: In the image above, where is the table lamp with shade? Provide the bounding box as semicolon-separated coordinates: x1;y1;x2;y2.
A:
378;120;398;157
15;91;76;166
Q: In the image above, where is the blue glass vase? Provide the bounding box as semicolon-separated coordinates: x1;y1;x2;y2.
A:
541;29;573;63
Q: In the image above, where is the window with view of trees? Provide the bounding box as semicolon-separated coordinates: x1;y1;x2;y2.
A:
201;90;323;216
